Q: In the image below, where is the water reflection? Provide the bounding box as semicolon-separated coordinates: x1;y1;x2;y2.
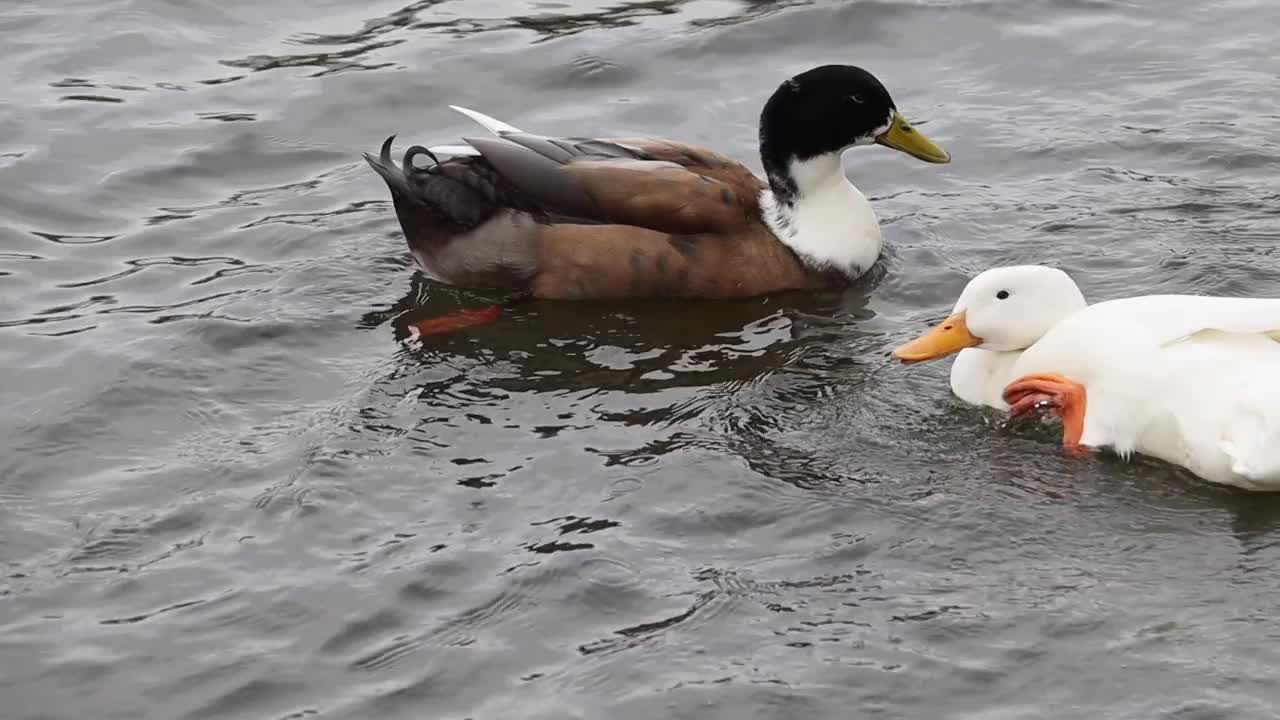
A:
11;0;1280;716
370;268;869;397
348;264;894;497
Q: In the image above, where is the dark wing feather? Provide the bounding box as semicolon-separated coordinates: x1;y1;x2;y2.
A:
463;136;605;220
463;133;765;236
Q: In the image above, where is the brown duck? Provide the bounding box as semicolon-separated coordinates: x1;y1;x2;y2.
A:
365;64;949;333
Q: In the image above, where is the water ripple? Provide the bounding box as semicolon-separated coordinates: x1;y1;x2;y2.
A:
6;0;1280;718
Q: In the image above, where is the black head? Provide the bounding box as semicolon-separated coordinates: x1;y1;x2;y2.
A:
758;65;949;195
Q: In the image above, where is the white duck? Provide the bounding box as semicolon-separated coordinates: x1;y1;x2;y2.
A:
892;265;1280;491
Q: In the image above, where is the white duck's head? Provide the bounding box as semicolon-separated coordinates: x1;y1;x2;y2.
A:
893;265;1088;361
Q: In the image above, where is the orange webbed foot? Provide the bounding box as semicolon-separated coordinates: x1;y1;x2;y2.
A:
1003;372;1089;455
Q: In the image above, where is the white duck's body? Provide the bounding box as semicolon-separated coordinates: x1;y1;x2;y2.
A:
894;266;1280;491
1011;295;1280;489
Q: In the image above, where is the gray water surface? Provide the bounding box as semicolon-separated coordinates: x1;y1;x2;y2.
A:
4;1;1280;718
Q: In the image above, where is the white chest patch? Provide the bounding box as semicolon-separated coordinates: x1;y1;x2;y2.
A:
760;154;883;278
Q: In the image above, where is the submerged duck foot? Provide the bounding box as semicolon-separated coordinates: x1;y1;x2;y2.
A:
406;290;532;340
408;305;504;338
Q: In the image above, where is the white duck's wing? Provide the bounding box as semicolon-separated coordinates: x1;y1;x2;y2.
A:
1087;295;1280;346
1015;295;1280;378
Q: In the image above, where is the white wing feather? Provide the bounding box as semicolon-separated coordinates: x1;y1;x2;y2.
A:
448;105;523;135
426;144;482;157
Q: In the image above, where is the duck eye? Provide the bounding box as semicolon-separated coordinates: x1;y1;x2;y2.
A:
996;290;1010;300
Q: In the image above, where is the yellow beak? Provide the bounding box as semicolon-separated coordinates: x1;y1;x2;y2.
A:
875;114;951;164
892;311;980;363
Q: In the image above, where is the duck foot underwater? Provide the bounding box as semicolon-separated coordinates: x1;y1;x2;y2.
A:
404;291;531;339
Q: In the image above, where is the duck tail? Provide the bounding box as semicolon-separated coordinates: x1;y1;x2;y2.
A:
363;135;500;234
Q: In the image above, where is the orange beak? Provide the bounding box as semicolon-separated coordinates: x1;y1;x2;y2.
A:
892;311;981;363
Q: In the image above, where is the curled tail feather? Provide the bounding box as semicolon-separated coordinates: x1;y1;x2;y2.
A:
364;135;513;232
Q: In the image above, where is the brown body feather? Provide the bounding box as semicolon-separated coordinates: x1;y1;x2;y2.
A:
365;133;850;300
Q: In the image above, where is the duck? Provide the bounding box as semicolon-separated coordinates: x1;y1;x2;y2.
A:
892;265;1280;491
363;64;950;317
